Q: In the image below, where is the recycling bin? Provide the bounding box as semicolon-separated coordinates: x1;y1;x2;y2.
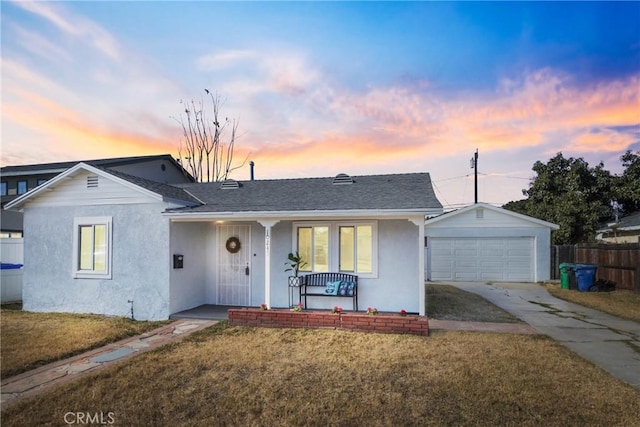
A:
558;263;576;290
574;264;598;292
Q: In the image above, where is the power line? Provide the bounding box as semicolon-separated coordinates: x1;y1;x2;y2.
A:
431;180;452;209
433;174;472;183
477;172;531;181
436;173;531;182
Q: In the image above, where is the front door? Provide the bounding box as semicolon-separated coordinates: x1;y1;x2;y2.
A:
217;225;251;305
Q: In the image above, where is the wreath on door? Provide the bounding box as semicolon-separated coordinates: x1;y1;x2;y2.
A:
225;236;241;253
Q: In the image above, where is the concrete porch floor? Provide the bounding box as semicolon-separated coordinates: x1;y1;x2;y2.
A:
170;304;243;320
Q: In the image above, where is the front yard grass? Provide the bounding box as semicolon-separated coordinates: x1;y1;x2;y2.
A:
0;304;168;378
3;323;639;426
426;283;522;323
544;283;640;322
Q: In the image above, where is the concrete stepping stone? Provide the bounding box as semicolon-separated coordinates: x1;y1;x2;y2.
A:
67;361;101;373
173;322;202;334
125;339;150;350
90;347;136;363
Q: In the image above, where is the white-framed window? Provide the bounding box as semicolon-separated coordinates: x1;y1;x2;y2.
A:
339;225;373;274
72;217;112;279
297;225;330;273
293;221;378;278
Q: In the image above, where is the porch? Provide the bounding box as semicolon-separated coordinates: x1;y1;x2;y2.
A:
170;304;238;320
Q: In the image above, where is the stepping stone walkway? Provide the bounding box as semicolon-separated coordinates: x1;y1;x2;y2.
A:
1;319;217;411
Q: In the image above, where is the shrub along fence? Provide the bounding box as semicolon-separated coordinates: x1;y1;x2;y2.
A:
551;243;640;292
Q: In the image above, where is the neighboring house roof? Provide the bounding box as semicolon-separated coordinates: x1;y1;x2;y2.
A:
167;173;442;217
425;202;560;229
5;163;200;210
597;211;640;233
0;154;195;182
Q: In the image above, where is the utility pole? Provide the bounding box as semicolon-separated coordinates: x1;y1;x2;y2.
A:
470;149;478;204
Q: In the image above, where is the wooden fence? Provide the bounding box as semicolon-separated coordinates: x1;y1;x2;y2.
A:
551;243;640;292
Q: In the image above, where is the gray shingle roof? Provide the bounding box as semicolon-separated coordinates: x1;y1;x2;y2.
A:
617;211;640;228
168;173;441;213
103;168;201;206
598;211;640;231
1;154;174;173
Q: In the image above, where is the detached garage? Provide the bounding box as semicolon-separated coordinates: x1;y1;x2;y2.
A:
425;203;559;282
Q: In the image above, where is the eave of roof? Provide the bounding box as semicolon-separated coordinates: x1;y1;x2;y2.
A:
164;208;433;222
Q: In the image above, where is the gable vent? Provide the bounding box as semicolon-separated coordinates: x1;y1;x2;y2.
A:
87;175;99;189
476;208;484;219
220;179;240;190
332;173;353;185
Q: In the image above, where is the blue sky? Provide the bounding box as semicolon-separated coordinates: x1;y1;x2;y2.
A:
2;1;639;208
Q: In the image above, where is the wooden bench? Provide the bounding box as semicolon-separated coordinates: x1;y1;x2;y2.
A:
299;272;358;311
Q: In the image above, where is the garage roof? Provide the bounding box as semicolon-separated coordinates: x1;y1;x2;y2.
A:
425;203;559;229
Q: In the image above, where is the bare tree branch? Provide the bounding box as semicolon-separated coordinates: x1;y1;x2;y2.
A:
173;90;248;182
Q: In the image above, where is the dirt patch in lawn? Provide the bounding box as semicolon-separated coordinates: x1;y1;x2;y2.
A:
426;283;522;323
2;323;638;426
0;305;168;378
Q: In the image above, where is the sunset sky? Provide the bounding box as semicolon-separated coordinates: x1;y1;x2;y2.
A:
2;1;638;209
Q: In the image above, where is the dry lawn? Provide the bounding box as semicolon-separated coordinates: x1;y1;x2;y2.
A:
426;283;521;323
3;323;639;427
0;304;167;378
544;283;640;322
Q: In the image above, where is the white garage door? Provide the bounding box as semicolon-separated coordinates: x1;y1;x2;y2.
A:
430;237;534;282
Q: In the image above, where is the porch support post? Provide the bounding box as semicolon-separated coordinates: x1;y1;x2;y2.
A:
258;220;279;309
409;216;426;316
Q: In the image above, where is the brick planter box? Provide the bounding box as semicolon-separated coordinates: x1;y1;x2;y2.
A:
228;308;429;336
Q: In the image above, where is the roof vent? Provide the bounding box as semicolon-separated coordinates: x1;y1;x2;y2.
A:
332;173;353;185
220;179;240;190
87;175;99;188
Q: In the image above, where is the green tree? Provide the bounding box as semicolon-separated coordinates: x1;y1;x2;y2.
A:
613;150;640;214
504;153;614;244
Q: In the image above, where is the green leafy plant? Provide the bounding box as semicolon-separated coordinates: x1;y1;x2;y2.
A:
291;302;303;312
260;303;268;311
285;252;308;278
331;306;343;314
366;307;378;316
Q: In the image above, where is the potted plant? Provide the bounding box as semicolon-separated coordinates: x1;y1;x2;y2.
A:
285;251;307;287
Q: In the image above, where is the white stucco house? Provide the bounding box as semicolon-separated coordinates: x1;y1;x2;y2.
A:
5;163;443;320
425;203;559;283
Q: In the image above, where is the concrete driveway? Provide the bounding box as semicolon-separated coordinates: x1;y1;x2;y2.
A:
442;281;640;390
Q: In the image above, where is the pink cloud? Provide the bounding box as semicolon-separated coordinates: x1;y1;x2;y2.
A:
570;129;637;153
